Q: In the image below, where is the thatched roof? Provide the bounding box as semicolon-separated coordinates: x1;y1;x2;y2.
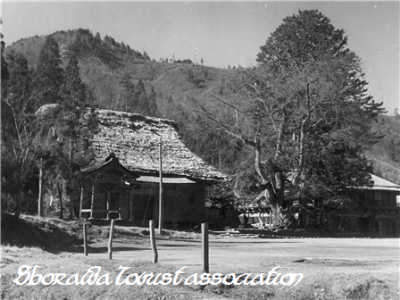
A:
36;105;227;183
89;108;227;182
81;153;139;181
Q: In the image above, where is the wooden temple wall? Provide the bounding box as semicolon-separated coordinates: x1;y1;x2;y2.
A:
152;184;205;226
80;181;206;226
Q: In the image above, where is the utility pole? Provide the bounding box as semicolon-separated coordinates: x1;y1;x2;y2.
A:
151;129;163;234
158;140;163;234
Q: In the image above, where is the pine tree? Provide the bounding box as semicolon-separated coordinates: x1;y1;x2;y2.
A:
2;51;34;170
30;36;64;112
2;51;33;131
95;32;102;43
1;32;10;138
38;55;97;219
1;35;10;138
132;79;157;116
59;55;91;218
1;51;38;217
192;10;384;228
255;10;383;225
1;32;9;89
59;55;86;107
120;73;135;112
248;11;383;226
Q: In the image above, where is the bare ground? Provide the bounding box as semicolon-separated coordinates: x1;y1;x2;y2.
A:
1;214;399;300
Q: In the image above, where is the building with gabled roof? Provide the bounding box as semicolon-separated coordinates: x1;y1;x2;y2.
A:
76;108;228;227
367;174;400;192
306;174;400;236
36;104;228;226
87;108;227;182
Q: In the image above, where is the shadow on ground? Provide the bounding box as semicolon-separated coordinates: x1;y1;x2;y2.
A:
1;212;81;253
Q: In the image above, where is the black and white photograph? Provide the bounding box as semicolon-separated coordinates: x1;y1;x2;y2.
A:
1;1;399;299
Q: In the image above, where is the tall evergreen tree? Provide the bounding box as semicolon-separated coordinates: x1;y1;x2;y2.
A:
38;55;97;219
193;10;384;228
1;51;38;216
256;10;383;225
30;36;64;112
253;11;383;226
1;31;10;137
2;51;35;177
132;79;158;116
3;51;33;113
1;35;10;138
1;32;9;89
59;55;86;107
120;73;135;112
253;9;383;203
26;36;64;215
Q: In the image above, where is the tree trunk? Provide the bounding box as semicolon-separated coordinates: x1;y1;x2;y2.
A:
257;212;264;228
14;193;21;219
298;172;307;206
38;158;43;217
253;133;294;229
58;183;64;219
274;112;286;160
296;119;308;206
68;191;76;219
269;203;292;229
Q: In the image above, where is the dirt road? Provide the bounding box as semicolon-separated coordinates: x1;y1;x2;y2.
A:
2;217;399;299
83;234;399;283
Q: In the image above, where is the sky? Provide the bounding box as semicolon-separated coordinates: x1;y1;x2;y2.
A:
2;1;399;114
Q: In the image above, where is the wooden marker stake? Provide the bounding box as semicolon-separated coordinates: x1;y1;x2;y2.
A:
108;219;115;260
150;220;158;263
202;222;209;273
83;223;88;256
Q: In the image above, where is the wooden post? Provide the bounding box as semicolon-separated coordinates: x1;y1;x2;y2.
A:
108;219;115;260
129;189;134;222
106;192;110;220
150;220;158;263
118;192;122;220
172;187;177;229
202;222;209;273
158;141;163;234
83;223;88;256
79;187;84;218
90;184;94;220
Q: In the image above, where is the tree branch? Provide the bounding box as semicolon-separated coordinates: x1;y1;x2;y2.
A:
190;97;256;147
254;121;269;184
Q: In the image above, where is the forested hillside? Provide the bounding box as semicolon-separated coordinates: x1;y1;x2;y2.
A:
367;114;400;184
2;16;399;223
6;27;399;184
4;28;244;182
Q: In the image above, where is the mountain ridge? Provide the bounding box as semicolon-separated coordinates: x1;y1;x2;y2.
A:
5;28;400;185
